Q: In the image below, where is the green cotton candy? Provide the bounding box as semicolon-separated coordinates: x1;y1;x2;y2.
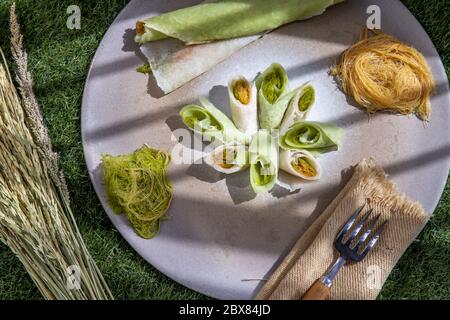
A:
279;121;344;155
135;0;344;44
256;63;296;129
102;145;172;239
180;97;251;144
249;130;278;193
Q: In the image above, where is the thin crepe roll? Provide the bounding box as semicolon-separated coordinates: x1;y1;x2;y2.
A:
134;0;344;44
279;121;344;155
279;82;316;133
139;35;260;94
249;130;279;193
256;63;297;129
228;76;258;135
205;144;248;174
180;97;251;144
279;149;321;181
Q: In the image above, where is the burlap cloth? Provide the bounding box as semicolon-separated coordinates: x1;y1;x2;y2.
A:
256;158;429;300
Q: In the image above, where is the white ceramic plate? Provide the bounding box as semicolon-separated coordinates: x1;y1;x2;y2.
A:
82;0;450;299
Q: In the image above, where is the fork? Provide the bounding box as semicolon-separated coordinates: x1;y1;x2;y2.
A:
301;205;388;300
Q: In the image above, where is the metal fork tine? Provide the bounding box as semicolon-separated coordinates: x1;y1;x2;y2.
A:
360;220;388;257
319;209;388;293
355;214;381;248
335;205;364;243
345;209;373;245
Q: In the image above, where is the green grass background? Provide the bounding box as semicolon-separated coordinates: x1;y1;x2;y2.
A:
0;0;448;300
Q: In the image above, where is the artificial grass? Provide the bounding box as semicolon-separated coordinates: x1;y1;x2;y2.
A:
0;0;448;300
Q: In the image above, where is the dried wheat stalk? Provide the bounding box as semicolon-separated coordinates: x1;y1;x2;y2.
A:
0;4;113;300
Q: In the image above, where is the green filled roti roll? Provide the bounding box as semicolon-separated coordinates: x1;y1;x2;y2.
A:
180;97;251;144
249;130;278;193
279;149;321;181
228;75;258;135
279;121;344;155
135;0;345;44
279;82;316;133
256;63;297;129
205;143;249;174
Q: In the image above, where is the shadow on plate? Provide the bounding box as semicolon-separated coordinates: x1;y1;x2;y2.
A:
122;27;165;98
208;85;231;116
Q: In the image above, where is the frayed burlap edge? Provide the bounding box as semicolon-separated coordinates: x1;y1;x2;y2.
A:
256;158;428;300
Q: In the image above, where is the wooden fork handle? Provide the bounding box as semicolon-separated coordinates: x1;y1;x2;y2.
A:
301;278;331;300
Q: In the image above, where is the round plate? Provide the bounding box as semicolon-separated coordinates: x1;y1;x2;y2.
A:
82;0;450;299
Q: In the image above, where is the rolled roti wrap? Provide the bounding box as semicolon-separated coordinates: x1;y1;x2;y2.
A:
279;149;321;181
249;130;279;193
256;63;298;129
228;76;258;135
140;35;260;93
279;82;316;133
279;121;344;155
205;143;248;174
135;0;345;44
180;97;251;144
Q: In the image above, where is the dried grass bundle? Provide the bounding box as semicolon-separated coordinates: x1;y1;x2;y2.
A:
0;4;113;300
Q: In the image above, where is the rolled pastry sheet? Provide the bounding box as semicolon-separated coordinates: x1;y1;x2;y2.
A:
180;97;251;144
140;35;260;94
256;63;298;129
135;0;345;44
279;121;344;156
279;149;321;181
205;143;249;174
228;75;258;135
279;82;315;133
249;130;279;193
